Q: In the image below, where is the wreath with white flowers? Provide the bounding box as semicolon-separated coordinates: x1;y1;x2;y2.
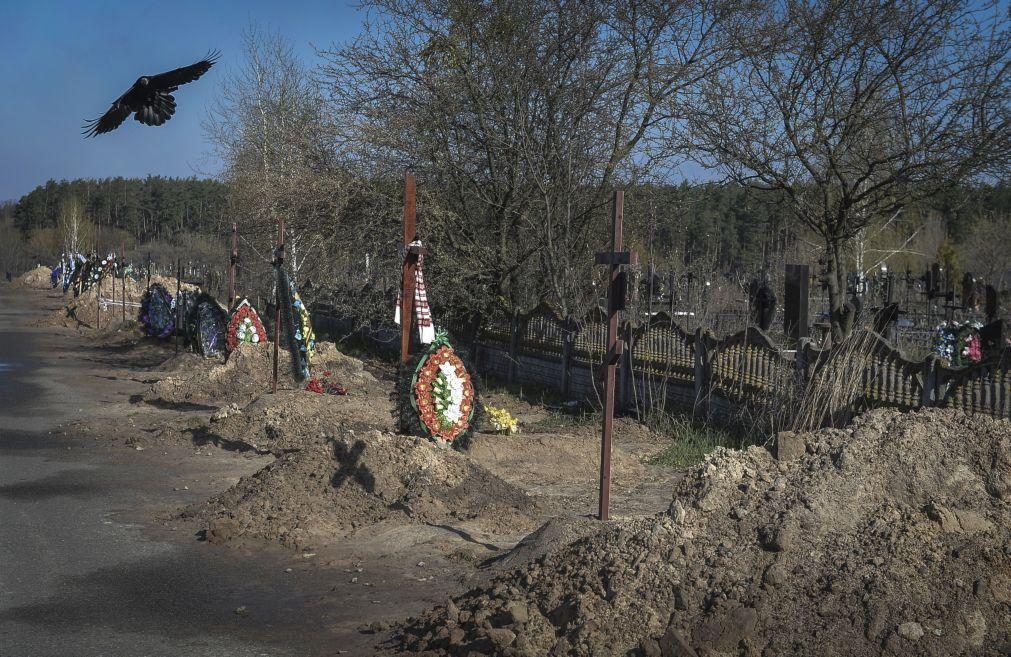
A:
409;330;478;445
226;298;266;352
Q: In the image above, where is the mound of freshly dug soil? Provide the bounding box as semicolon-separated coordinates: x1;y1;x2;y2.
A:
201;384;395;453
40;275;196;328
183;427;541;551
12;266;53;289
149;341;386;406
395;408;1011;657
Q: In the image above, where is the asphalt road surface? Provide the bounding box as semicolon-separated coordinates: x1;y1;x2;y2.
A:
0;289;342;657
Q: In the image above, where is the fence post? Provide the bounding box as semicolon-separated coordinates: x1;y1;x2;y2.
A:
560;316;574;397
508;309;520;384
619;320;634;410
921;355;938;407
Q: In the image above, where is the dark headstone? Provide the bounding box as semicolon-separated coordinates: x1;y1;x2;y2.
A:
985;285;999;322
962;273;980;310
748;279;777;331
784;264;809;346
980;320;1004;354
929;264;942;299
873;302;900;336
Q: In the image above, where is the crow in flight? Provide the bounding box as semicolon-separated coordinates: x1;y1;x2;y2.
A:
83;50;220;137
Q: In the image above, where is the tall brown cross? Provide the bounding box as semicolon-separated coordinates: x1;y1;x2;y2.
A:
399;172;429;365
228;222;238;302
271;216;285;394
594;190;637;521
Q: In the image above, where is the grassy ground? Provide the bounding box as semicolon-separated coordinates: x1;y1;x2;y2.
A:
644;412;744;468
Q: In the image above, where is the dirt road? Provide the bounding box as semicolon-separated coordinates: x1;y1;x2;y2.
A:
0;288;356;657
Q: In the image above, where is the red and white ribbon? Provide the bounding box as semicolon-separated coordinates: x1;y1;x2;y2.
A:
394;240;435;344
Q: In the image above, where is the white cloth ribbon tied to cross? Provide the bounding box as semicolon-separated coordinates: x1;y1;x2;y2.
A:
394;239;435;345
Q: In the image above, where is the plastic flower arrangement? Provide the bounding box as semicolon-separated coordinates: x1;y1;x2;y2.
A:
290;288;316;378
226;299;267;352
305;370;348;395
933;320;983;366
411;331;476;443
484;405;519;434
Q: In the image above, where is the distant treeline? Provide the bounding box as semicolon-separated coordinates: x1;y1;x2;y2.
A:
12;176;230;243
6;176;1009;276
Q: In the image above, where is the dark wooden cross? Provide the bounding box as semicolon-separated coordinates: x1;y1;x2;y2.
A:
271;215;285;393
228;222;238;302
594;190;637;521
399;172;429;365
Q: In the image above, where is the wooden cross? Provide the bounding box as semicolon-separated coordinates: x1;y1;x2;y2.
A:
271;216;285;394
594;190;637;521
229;222;238;302
399;171;429;365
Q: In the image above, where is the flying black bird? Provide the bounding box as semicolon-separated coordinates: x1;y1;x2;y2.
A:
82;50;220;137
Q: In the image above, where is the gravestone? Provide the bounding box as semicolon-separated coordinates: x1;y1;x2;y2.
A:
980;320;1003;353
873;302;900;341
747;279;777;331
929;264;942;299
783;264;809;346
985;285;999;322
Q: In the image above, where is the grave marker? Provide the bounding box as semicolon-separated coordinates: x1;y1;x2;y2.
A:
784;264;809;346
594;191;637;521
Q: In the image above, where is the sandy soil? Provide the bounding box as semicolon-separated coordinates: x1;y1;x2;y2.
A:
396;408;1011;657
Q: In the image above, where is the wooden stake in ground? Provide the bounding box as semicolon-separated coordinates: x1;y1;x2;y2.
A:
96;275;102;331
121;242;126;324
399;172;428;365
175;258;181;354
594;191;637;521
272;216;285;394
229;222;237;303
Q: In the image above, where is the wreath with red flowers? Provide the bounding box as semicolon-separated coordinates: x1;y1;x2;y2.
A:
226;298;267;353
409;332;477;444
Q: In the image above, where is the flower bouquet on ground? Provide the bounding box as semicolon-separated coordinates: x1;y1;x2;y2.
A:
484;405;519;434
933;320;983;367
305;370;349;396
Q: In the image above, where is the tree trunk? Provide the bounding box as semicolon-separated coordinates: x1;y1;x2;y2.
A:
825;237;849;343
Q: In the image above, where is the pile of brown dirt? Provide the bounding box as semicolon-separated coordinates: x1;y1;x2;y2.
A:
182;427;542;551
148;341;386;407
40;275;197;328
395;408;1011;656
11;266;53;289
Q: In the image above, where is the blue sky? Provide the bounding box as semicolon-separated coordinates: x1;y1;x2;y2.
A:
0;0;363;201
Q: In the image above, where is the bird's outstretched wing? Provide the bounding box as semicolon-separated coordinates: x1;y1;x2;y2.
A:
82;99;133;137
148;49;221;91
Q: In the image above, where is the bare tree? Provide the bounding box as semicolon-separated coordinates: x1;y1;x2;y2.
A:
321;0;741;327
683;0;1011;339
58;197;95;255
960;212;1011;290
